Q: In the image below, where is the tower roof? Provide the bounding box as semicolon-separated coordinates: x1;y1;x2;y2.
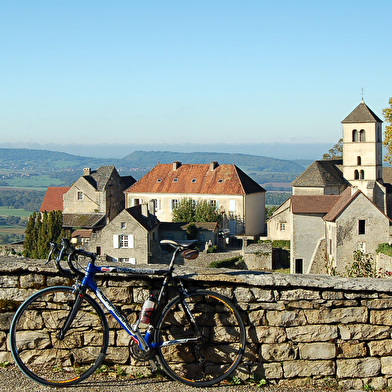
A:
341;101;383;124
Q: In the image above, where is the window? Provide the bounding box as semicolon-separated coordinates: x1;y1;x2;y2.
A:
96;246;101;256
191;178;196;183
352;129;358;142
209;200;218;208
359;220;365;235
133;198;141;206
157;178;162;183
218;179;223;183
151;199;161;211
279;223;286;231
360;170;364;180
171;199;179;210
295;259;303;274
121;222;126;229
229;200;236;212
77;191;83;200
357;156;361;165
173;178;178;183
360;129;366;142
354;170;359;180
113;234;134;249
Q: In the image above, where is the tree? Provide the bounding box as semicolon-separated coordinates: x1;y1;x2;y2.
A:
23;210;64;259
322;139;343;160
383;97;392;164
172;198;222;223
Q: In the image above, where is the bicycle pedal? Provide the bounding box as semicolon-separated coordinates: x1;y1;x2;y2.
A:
149;359;158;373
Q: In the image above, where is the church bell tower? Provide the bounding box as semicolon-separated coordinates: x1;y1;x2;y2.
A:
341;100;383;197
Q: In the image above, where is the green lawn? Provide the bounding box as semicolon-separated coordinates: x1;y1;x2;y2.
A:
5;175;63;189
0;207;33;217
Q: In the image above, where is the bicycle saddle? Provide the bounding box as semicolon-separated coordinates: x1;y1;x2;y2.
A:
160;239;197;249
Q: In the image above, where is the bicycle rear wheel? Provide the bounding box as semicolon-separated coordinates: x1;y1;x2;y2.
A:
9;286;109;387
154;289;246;387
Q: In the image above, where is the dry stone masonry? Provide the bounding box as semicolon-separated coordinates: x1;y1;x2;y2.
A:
2;256;392;390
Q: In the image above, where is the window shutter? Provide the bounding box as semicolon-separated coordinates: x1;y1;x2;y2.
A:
129;234;134;249
113;235;119;249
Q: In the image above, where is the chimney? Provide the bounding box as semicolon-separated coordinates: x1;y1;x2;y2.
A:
83;168;91;176
210;161;219;171
173;161;182;170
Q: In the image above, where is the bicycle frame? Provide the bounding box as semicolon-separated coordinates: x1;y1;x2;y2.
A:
68;246;200;354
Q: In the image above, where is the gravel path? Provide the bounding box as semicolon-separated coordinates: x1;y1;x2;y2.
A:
0;366;350;392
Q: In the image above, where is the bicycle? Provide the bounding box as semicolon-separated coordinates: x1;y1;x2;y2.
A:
9;238;246;387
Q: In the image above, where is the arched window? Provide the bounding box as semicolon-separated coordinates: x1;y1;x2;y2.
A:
354;170;359;180
352;129;358;142
360;129;366;142
360;170;364;180
357;156;361;165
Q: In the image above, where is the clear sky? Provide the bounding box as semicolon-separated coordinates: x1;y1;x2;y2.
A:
1;0;392;153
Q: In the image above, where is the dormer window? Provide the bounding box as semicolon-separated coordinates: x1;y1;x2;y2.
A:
173;178;178;183
77;191;83;201
218;179;223;183
157;179;162;183
191;178;196;183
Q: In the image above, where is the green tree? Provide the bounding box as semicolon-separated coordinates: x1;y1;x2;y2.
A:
383;97;392;164
172;198;221;223
23;210;64;259
172;198;195;222
194;200;222;223
322;139;343;160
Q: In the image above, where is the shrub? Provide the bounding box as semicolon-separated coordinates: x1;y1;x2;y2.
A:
208;256;246;269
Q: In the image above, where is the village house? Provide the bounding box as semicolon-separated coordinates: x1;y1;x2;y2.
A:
62;165;136;232
124;161;266;238
268;100;392;274
83;203;159;264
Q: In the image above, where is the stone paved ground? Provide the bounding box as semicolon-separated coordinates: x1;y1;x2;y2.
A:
0;366;348;392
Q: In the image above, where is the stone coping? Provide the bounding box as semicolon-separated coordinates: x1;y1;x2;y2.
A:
1;256;392;293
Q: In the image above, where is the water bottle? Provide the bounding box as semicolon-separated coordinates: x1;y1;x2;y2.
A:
139;296;155;325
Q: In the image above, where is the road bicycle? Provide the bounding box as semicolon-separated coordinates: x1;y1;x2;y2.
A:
9;238;246;387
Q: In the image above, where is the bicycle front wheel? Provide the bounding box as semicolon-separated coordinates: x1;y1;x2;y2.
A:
154;289;246;387
9;286;109;387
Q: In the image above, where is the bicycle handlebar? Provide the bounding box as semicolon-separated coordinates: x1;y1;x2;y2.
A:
47;238;96;279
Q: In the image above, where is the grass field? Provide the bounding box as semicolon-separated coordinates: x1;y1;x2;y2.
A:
0;207;32;217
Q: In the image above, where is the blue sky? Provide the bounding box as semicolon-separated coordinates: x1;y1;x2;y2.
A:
1;0;392;155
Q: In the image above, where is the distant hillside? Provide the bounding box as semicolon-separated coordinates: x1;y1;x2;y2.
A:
122;150;307;172
0;148;310;189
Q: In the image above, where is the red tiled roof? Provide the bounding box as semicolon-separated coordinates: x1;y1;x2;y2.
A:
71;229;93;238
291;194;341;214
323;188;356;222
39;187;70;212
125;162;265;195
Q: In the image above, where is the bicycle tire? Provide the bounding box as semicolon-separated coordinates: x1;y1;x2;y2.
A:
154;289;246;387
9;286;109;387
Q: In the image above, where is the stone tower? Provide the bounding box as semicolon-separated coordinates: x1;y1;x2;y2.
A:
341;100;384;205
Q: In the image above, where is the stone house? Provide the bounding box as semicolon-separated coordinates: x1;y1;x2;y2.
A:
85;203;159;264
124;161;266;237
62;166;136;231
268;100;392;274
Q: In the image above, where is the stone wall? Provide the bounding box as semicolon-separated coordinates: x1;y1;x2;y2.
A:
3;257;392;389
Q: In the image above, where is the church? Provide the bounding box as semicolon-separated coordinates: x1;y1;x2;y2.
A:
267;100;392;275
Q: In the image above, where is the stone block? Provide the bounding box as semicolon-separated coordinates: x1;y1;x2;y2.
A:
0;275;18;288
336;358;381;378
250;288;274;302
365;298;392;309
251;326;286;344
298;342;336;360
0;313;14;331
251;362;283;379
305;307;368;324
279;289;320;301
19;274;45;289
337;341;367;358
339;324;390;341
261;342;297;361
104;346;129;364
266;310;306;327
0;331;6;350
248;309;265;326
283;360;335;378
322;291;344;300
286;324;338;342
381;356;392;374
101;287;131;304
234;287;255;303
370;309;392;325
368;339;392;356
